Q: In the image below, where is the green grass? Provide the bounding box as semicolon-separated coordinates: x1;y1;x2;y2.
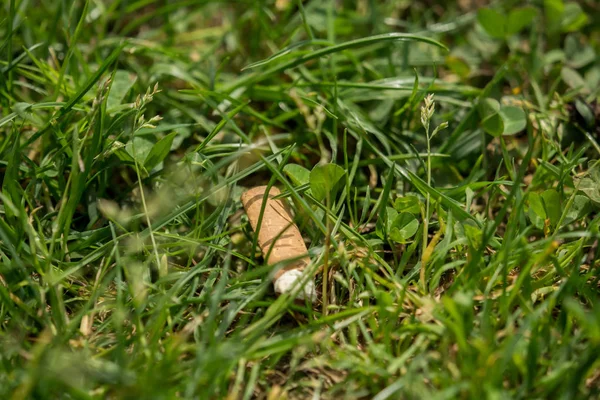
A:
1;0;600;398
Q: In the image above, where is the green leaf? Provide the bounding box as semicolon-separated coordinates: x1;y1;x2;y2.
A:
564;195;591;224
126;136;154;165
445;55;470;78
13;102;44;126
463;222;483;249
393;196;421;215
389;213;419;243
479;98;504;137
107;70;137;110
60;44;124;118
561;66;586;90
564;35;595;69
528;190;561;229
544;0;565;32
480;100;527;136
284;164;310;186
144;132;177;171
234;33;448;89
242;39;332;71
585;67;600;92
575;99;595;128
477;8;507;39
561;2;588;32
376;206;397;240
541;189;561;227
577;177;600;205
309;163;346;201
482;112;504;137
528;192;546;229
2;136;22;222
499;106;527;135
478;98;500;119
506;7;537;35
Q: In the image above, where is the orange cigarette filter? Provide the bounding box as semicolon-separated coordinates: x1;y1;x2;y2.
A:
241;186;315;301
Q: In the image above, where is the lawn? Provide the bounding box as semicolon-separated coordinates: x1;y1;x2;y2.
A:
1;0;600;398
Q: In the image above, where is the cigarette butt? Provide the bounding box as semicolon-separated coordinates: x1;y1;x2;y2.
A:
241;186;316;302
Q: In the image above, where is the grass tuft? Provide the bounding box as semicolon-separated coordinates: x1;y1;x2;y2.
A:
1;1;600;398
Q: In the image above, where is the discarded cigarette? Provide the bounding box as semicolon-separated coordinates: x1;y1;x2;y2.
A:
241;186;316;302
